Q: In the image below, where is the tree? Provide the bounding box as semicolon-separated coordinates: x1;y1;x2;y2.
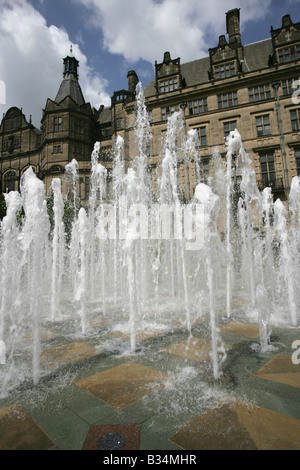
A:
0;194;6;220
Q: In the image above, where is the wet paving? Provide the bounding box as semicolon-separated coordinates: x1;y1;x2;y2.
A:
0;305;299;451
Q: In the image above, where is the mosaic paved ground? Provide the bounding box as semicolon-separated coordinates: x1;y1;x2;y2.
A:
169;398;300;450
0;404;55;450
75;361;173;410
0;321;299;450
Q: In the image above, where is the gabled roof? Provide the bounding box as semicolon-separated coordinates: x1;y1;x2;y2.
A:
0;106;41;134
144;38;273;98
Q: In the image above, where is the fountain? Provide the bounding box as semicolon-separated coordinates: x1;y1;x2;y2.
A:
0;84;299;397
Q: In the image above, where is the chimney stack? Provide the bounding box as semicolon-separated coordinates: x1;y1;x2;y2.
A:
127;70;139;94
226;8;241;45
282;14;292;28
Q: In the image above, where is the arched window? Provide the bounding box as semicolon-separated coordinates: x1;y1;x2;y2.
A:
21;165;36;176
50;165;63;174
4;171;17;192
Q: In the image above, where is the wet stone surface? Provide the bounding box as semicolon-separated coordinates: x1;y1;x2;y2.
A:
96;432;127;450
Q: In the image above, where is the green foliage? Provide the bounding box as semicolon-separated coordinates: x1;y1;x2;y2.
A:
1;191;79;241
0;194;6;220
16;206;25;226
63;198;77;244
46;193;80;245
46;193;55;231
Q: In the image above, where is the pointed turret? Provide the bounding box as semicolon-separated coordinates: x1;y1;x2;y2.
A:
55;46;85;106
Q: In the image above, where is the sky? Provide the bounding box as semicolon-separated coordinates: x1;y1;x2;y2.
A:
0;0;300;127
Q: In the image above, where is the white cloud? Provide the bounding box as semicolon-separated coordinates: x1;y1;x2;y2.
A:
0;0;111;127
0;0;275;127
72;0;273;64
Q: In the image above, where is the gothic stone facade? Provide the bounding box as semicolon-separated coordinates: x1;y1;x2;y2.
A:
1;9;300;203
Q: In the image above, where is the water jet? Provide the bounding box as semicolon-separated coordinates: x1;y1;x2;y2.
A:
0;84;299;397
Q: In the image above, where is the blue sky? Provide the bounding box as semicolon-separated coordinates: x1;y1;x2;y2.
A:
0;0;300;127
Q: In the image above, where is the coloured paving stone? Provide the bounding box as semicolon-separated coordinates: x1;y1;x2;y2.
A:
40;341;98;370
0;404;55;450
89;316;109;328
41;329;59;341
169;398;300;450
165;337;231;362
254;354;300;388
220;322;259;338
110;328;166;342
75;361;173;410
82;424;141;450
165;338;212;362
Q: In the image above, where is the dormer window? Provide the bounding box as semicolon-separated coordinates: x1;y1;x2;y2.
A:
208;11;243;82
214;62;236;79
270;15;300;68
278;44;300;63
155;52;181;96
159;78;178;93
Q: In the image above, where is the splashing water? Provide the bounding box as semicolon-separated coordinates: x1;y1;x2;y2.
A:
0;84;299;395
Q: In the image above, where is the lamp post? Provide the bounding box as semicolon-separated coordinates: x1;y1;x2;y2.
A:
180;101;191;200
272;80;290;192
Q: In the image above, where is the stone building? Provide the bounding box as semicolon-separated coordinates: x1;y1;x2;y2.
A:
1;9;300;204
